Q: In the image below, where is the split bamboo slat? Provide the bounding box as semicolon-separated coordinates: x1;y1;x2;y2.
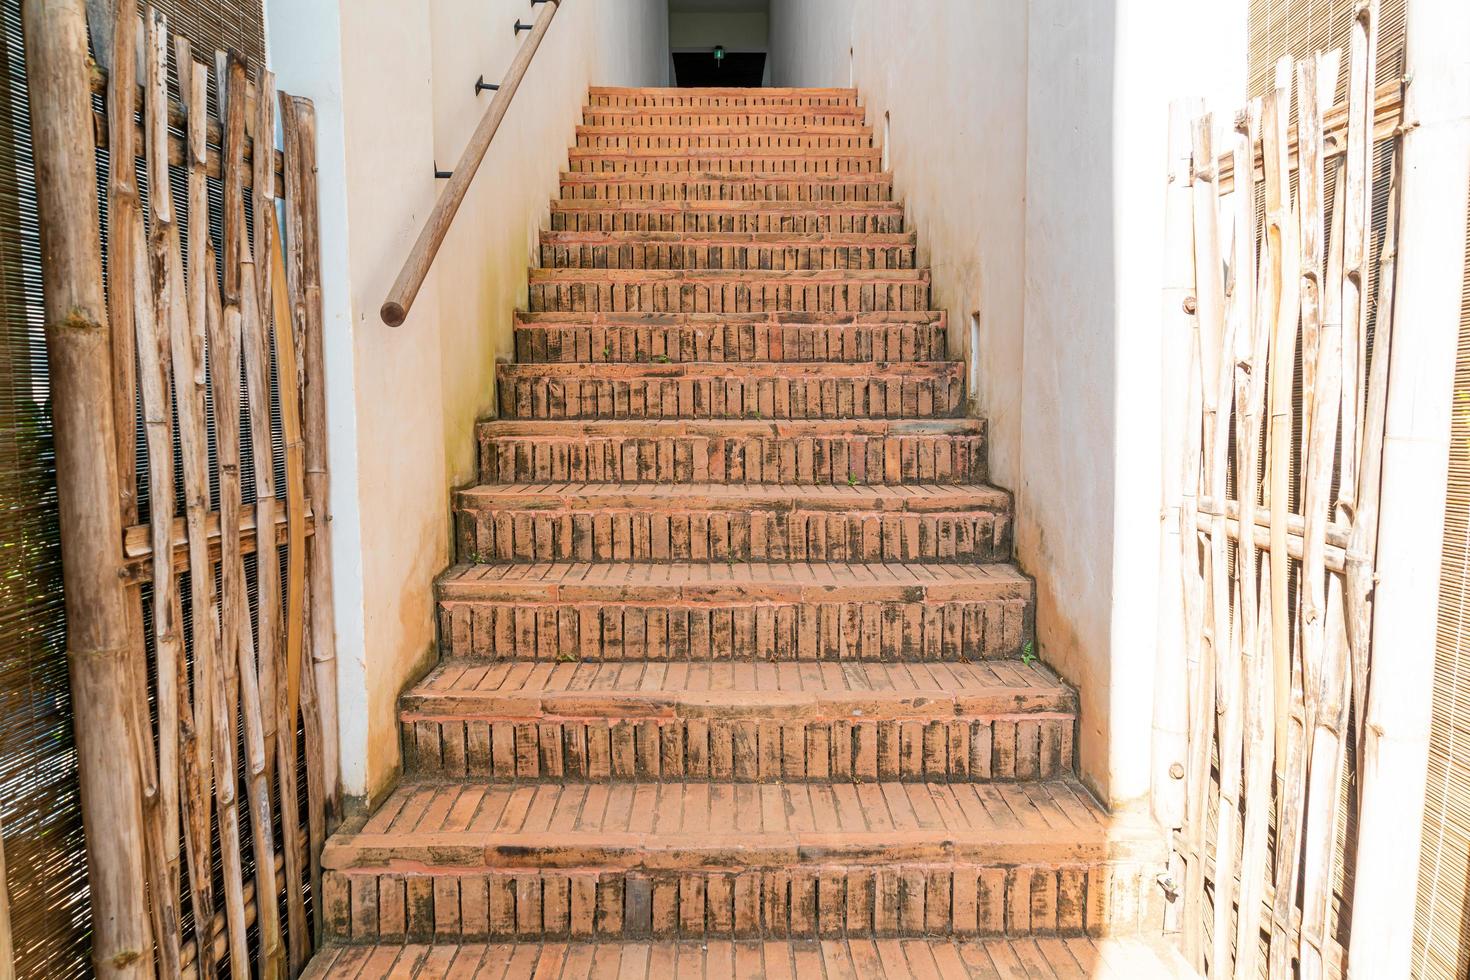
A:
1160;7;1402;976
20;4;340;977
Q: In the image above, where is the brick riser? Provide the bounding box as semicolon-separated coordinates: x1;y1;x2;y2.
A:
435;596;1030;662
576;132;878;150
568;152;882;174
582;111;867;128
476;425;989;485
453;507;1012;564
559;175;892;202
323;862;1164;943
550;204;906;234
538;237;917;270
515;320;947;363
496;368;964;421
527;270;929;313
401;715;1074;783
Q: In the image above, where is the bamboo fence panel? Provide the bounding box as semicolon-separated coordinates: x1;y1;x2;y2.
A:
1160;5;1403;974
24;4;341;976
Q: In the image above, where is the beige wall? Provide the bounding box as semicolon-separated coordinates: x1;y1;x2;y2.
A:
769;0;1244;808
266;0;669;805
670;11;769;52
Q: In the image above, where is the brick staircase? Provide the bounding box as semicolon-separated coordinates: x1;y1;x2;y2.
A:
310;87;1174;978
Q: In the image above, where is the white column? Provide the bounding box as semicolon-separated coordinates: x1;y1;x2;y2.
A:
1348;0;1470;975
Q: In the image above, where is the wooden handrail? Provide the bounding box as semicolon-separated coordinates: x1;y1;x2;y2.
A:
381;0;562;326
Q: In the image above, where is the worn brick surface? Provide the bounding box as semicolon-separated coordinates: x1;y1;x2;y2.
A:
302;936;1197;979
453;483;1012;564
309;85;1165;972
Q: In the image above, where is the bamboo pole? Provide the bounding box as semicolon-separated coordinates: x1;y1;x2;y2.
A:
19;0;152;975
168;65;220;980
100;5;184;971
214;50;289;980
1151;97;1197;933
270;186;314;970
1190;111;1239;980
102;0;136;523
281;90;331;950
1215;102;1261;980
1180;114;1216;972
1263;56;1300;778
1346;143;1399;774
294;95;341;827
1229;103;1273;974
1297;41;1355;978
1347;0;1469;973
151;17;250;975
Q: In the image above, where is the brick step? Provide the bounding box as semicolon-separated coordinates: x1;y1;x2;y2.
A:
584;108;867;128
539;231;916;271
322;779;1164;942
303;936;1196;979
576;125;875;149
453;482;1011;565
495;361;964;422
435;560;1026;662
515;312;947;364
313;936;1192;978
588;87;859;107
550;199;906;234
400;658;1070;782
559;172;892;203
566;148;882;174
527;268;930;314
476;418;987;485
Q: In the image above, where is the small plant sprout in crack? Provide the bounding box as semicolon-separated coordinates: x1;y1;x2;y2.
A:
1021;639;1037;666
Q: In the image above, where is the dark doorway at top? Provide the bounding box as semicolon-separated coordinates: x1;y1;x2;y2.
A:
673;51;765;87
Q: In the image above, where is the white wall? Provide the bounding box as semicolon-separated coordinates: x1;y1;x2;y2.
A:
769;0;1244;808
265;0;669;806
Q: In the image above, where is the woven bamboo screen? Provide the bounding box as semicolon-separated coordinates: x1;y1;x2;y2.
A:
1412;191;1470;980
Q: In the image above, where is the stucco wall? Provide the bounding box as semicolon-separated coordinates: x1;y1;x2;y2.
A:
769;0;1244;808
265;0;669;806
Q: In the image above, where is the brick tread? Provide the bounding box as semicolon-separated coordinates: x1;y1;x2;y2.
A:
402;657;1073;719
326;778;1142;870
437;560;1028;603
458;481;1008;512
303;937;1192;979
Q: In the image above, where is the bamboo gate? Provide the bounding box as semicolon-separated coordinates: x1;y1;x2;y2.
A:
1154;3;1406;976
24;0;338;976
